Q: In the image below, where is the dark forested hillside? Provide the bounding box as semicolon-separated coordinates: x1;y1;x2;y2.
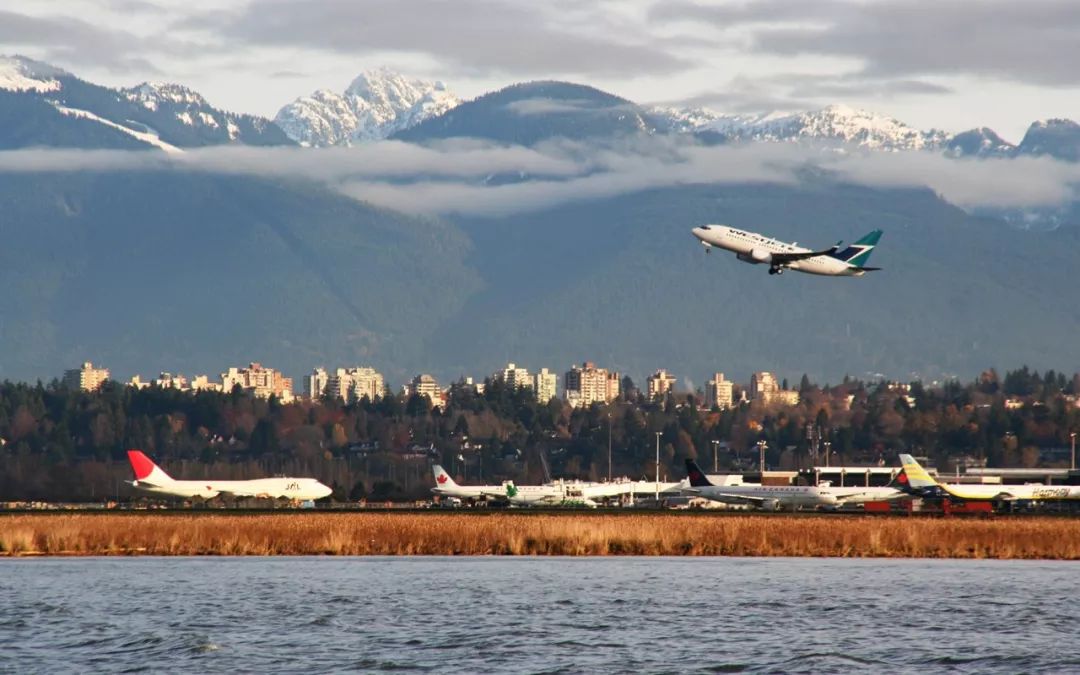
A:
0;368;1077;502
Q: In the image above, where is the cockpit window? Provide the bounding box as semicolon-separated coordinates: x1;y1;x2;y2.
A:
700;225;711;230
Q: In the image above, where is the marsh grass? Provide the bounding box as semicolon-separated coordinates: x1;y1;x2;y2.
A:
2;513;1078;558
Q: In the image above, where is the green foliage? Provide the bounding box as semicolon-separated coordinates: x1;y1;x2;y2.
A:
1;366;1079;502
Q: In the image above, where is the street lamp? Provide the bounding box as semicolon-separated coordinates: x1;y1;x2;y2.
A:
757;440;768;472
712;439;720;473
823;441;832;468
655;431;662;501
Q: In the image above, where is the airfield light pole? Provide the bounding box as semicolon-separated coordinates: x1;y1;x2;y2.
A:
655;431;662;501
712;440;720;473
824;441;832;468
608;412;613;482
757;440;768;472
1071;432;1077;471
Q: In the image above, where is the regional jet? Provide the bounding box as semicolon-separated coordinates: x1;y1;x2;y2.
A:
897;454;1080;503
126;449;333;501
431;464;511;503
683;459;838;510
692;225;882;276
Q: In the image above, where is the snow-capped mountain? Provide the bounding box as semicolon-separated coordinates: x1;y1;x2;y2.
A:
1017;119;1080;162
122;82;253;142
0;55;66;93
0;55;292;149
653;104;947;151
944;127;1016;158
274;69;460;146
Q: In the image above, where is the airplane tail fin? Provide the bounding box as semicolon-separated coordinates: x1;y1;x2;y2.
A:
684;459;716;487
829;229;882;268
127;449;173;485
432;464;458;488
898;454;938;490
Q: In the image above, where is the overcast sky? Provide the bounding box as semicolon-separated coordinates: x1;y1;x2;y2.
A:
3;0;1079;140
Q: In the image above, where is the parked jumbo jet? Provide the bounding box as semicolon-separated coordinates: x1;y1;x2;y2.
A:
126;449;333;501
691;225;882;276
898;454;1080;502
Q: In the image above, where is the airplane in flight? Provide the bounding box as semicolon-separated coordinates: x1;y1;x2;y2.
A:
691;224;883;276
897;454;1080;502
126;449;333;501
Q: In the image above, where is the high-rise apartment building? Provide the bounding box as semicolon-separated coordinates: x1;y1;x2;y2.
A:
63;362;110;391
221;362;294;402
406;374;442;407
705;372;734;409
646;369;677;400
534;368;558;403
326;367;385;402
750;371;779;403
564;362;619;408
495;362;533;389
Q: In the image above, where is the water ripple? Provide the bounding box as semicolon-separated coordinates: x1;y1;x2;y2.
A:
1;557;1078;673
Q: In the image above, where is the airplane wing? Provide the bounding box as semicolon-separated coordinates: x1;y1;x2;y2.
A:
833;490;907;504
215;489;261;497
771;245;839;265
691;490;774;505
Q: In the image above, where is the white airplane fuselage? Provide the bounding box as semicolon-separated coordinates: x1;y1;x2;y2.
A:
692;225;867;277
133;477;333;501
688;484;839;510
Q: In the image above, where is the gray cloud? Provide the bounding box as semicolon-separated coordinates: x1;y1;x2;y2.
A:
658;72;951;117
0;137;1075;217
0;10;160;73
204;0;689;78
654;0;1080;87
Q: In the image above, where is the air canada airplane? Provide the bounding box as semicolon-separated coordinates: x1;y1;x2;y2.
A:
127;449;333;501
431;464;507;502
692;225;883;276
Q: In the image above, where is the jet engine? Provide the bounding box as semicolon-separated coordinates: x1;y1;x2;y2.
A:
761;498;781;511
736;248;772;264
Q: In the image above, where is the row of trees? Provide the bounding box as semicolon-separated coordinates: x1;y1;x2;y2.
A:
0;366;1078;501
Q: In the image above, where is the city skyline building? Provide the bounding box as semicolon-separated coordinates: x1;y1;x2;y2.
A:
705;372;734;409
750;371;780;403
221;362;294;402
646;369;677;400
495;362;532;389
63;362;110;392
534;368;558;403
406;373;442;408
564;361;619;408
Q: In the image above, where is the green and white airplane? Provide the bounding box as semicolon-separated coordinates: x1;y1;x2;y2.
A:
692;225;883;276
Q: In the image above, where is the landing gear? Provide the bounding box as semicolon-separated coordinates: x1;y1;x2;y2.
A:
768;266;784;275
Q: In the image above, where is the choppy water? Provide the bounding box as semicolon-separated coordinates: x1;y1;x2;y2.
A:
1;557;1077;674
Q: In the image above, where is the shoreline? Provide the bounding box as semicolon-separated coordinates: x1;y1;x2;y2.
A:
4;513;1080;558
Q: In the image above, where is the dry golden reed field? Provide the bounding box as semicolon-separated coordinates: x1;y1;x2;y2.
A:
3;513;1080;558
